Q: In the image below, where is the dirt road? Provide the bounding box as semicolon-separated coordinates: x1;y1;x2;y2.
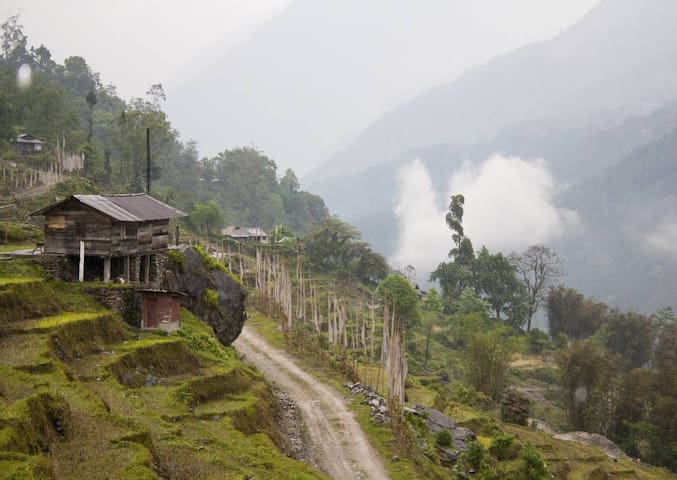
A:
234;326;389;480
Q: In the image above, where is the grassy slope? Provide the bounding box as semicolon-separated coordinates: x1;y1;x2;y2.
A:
0;258;327;480
246;307;677;480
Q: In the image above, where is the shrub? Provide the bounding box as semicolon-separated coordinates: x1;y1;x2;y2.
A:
466;330;514;400
465;441;485;470
435;429;452;447
500;389;531;426
167;249;186;273
452;384;492;409
553;332;568;349
488;434;520;460
0;222;31;243
193;245;242;285
527;328;550;353
531;367;558;385
203;289;220;312
513;445;550;480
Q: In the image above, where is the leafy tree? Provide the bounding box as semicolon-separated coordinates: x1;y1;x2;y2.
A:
0;67;17;143
510;244;563;331
546;286;607;339
432;193;476;307
279;168;300;195
304;218;360;271
1;14;28;63
191;201;222;240
303;218;387;284
145;83;166;109
475;247;527;326
446;194;465;255
354;247;389;285
604;311;654;369
111;96;176;191
377;274;420;327
63;56;99;94
431;260;474;304
557;339;618;432
449;288;491;317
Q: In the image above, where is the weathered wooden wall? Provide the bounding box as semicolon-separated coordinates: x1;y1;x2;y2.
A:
43;199;170;257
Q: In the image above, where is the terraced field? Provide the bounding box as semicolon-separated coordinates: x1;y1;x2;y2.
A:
0;260;327;479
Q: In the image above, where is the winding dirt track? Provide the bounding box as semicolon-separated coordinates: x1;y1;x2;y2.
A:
234;326;389;480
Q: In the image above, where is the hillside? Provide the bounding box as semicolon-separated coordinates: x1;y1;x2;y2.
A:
556;126;677;309
0;258;326;479
309;0;677;182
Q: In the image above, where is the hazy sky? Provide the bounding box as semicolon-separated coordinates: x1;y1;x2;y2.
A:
3;0;599;173
2;0;291;100
4;0;598;103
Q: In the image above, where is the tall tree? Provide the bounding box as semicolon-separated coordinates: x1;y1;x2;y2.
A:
432;193;475;306
510;244;563;331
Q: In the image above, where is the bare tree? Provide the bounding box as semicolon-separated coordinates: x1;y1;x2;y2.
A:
510;244;563;331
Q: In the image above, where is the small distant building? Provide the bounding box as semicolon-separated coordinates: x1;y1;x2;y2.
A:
222;226;268;243
32;194;187;284
13;133;45;154
139;290;182;332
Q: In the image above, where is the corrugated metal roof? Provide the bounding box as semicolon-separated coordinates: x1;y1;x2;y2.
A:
222;226;268;237
75;194;187;221
33;194;187;221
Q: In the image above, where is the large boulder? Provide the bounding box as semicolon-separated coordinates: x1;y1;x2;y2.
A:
162;246;247;345
553;431;630;460
414;404;477;452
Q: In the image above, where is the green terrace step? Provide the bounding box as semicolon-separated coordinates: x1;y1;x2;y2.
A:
19;311;106;334
0;277;42;288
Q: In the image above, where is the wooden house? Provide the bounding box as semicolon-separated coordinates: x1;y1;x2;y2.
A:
13;133;45;154
32;194;187;284
221;226;268;243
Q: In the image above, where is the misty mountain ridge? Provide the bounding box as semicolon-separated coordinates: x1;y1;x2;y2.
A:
308;0;677;182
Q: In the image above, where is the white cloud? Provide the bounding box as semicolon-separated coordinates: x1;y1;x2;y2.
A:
391;159;450;280
449;154;579;253
646;219;677;259
392;155;579;282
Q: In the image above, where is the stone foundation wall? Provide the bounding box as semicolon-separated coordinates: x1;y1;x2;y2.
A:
83;286;141;328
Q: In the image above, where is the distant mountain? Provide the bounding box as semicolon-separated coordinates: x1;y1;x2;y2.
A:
166;0;595;174
555;126;677;311
319;103;677;256
309;0;677;182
